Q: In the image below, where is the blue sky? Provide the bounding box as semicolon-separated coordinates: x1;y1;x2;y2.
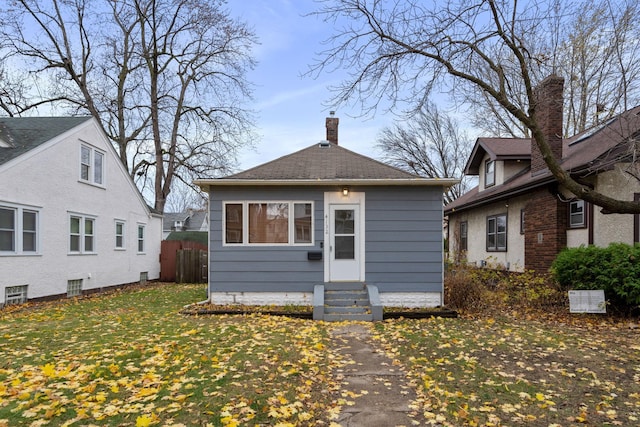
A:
227;0;395;170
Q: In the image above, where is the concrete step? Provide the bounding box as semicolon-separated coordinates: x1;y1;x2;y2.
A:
324;306;371;315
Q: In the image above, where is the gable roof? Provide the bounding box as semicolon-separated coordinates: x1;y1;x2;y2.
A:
446;105;640;214
196;142;459;188
163;211;208;232
465;137;531;174
0;116;92;166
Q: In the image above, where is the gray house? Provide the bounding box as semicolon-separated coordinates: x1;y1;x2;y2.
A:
195;117;457;320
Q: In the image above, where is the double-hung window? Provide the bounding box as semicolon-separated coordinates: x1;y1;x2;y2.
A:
487;214;507;251
80;144;105;185
0;204;39;255
569;200;586;228
115;221;125;249
224;201;313;245
459;221;468;251
137;224;145;253
69;214;95;254
485;159;495;187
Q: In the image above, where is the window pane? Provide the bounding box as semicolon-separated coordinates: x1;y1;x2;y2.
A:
84;236;93;252
497;232;506;249
0;208;15;229
0;208;15;251
294;203;312;243
225;204;243;244
335;209;354;234
85;219;94;236
487;218;495;234
81;146;91;180
487;234;496;250
249;203;288;243
23;231;36;252
116;235;123;248
335;236;355;259
94;152;103;184
138;226;145;252
497;216;506;232
70;235;80;252
70;217;80;234
23;211;36;231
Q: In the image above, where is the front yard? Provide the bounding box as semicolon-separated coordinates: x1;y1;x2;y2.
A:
1;283;639;426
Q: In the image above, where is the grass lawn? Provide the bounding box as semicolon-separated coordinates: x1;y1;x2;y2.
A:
0;283;639;426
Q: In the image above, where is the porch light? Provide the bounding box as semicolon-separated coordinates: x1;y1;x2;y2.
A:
342;187;349;196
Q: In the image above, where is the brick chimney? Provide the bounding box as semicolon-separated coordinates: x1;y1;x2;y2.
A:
326;111;339;145
531;75;564;175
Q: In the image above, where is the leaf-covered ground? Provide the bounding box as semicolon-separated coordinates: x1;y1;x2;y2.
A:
0;284;345;426
0;283;638;426
373;315;640;426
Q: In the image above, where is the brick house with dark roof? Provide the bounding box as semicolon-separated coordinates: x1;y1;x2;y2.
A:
196;116;458;320
445;75;640;273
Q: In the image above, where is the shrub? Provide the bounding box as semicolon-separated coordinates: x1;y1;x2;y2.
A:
551;243;640;313
444;264;565;314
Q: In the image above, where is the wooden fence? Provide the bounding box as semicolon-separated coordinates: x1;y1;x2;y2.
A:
160;240;208;283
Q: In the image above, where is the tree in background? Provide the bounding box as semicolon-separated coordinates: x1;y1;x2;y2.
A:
0;0;256;212
310;0;640;213
376;102;473;204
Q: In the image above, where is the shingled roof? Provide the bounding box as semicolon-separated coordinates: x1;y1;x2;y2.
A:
445;105;640;214
196;141;458;188
0;116;92;166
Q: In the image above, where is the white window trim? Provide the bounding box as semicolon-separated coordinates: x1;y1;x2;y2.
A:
69;213;97;255
79;142;106;187
485;159;495;188
569;200;586;228
115;220;126;250
0;202;41;256
222;201;314;246
137;223;146;254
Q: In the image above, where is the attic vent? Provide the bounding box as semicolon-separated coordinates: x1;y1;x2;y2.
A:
319;140;331;148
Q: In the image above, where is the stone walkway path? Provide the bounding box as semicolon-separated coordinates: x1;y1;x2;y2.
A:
329;323;422;426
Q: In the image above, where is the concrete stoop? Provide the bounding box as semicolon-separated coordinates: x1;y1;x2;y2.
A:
313;282;383;322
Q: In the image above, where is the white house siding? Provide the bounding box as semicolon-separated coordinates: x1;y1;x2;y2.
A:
0;120;161;301
451;196;527;271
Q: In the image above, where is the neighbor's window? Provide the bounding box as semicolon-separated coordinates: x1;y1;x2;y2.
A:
520;209;526;234
485;159;495;187
80;144;105;185
459;221;468;251
487;214;507;251
115;221;125;249
224;201;313;245
5;285;28;305
70;214;95;253
569;200;586;228
67;279;83;297
0;205;39;255
137;224;145;253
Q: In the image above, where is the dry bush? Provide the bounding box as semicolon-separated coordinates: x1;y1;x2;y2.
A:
445;264;567;315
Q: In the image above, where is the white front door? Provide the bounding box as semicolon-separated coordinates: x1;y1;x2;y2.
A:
329;204;361;281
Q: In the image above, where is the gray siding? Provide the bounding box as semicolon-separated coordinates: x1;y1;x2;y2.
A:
208;185;444;295
365;187;444;293
209;187;325;293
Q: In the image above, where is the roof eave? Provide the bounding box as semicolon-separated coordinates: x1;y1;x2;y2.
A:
195;178;460;190
444;176;555;215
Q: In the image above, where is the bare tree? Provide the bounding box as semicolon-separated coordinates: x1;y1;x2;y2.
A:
310;0;640;213
377;102;473;204
0;0;256;212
